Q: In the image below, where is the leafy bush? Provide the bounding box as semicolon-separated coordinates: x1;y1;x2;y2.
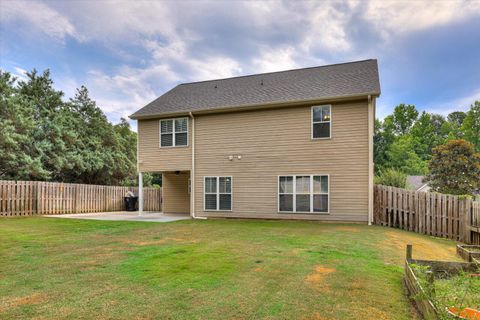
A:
374;168;407;188
426;139;480;195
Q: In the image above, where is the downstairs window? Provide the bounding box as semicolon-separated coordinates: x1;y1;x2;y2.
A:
278;175;329;213
204;176;232;211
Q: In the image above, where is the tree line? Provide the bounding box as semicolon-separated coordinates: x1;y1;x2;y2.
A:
0;69;148;186
1;68;478;193
375;102;480;195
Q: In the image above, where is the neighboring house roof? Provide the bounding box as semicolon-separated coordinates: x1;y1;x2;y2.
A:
406;176;430;192
130;59;381;119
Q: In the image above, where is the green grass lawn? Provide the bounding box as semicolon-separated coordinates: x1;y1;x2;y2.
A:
0;217;461;319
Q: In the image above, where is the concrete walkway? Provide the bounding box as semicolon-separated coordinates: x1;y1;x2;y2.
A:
44;211;191;222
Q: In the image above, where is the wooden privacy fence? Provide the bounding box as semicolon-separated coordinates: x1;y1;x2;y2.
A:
374;184;480;245
0;180;162;216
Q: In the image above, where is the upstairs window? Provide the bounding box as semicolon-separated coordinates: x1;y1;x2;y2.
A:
312;105;331;139
160;117;188;147
204;176;232;211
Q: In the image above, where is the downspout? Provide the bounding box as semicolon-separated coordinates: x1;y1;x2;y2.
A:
367;95;374;225
189;112;207;220
137;121;143;216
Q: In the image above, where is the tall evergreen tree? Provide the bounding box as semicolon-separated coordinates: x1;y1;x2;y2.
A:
16;69;71;180
0;70;140;185
0;71;47;179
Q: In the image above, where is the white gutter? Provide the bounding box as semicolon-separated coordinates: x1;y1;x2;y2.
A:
189;112;207;220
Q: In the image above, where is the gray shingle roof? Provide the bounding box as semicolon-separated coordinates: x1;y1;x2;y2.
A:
130;59;380;119
406;176;427;191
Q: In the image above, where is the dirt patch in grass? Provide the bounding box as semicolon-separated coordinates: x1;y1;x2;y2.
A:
305;265;336;284
77;250;120;269
356;306;390;320
379;230;458;263
120;237;197;246
119;239;166;246
309;305;389;320
349;279;366;291
0;293;47;312
131;240;167;246
334;226;361;233
309;312;334;320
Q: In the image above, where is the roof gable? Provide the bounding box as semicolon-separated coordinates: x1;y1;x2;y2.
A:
130;59;381;119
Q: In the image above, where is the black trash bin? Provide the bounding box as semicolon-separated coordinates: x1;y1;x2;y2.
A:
124;196;138;211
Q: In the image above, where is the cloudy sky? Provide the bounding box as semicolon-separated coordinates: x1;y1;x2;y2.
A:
1;0;480;130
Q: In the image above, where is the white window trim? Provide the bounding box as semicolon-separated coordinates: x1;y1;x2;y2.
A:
311;105;332;140
203;176;233;212
277;174;330;214
159;117;189;148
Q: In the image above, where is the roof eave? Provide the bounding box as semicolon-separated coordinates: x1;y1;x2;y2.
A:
129;92;380;120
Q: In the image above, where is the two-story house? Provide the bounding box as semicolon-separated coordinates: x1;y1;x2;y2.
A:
130;59;381;223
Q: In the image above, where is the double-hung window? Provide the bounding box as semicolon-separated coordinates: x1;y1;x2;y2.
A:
160;117;188;147
278;175;329;213
312;105;331;139
204;176;232;211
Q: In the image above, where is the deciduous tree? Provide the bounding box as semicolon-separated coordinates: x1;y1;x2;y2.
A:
386;135;428;175
426;139;480;195
390;104;419;135
461;101;480;151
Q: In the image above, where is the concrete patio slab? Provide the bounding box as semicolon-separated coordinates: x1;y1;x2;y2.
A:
44;211;191;222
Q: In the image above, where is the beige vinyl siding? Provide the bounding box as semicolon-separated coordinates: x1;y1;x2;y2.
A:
162;172;190;214
193;100;369;222
138;118;192;172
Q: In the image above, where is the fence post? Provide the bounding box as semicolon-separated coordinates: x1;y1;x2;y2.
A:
463;198;472;244
35;181;40;215
406;244;412;261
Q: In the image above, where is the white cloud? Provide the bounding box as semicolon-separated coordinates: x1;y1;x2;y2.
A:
1;0;80;41
53;76;80;101
12;67;29;82
85;69;159;115
365;0;480;40
376;88;480;120
143;39;243;81
300;1;356;53
428;88;480;115
80;55;240;121
252;46;299;73
4;0;480;125
186;57;243;81
56;0;175;43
